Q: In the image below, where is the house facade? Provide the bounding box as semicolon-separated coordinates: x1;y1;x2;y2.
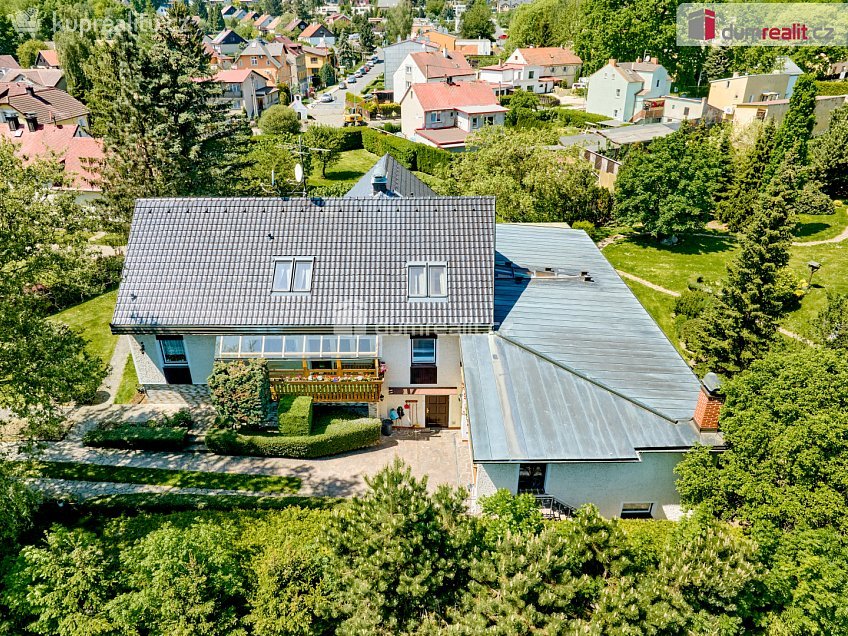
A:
209;69;279;119
298;23;336;46
480;47;582;92
112;165;712;519
0;82;89;128
400;81;507;150
733;93;848;133
586;58;671;122
302;46;334;86
234;39;309;94
211;29;247;56
383;39;439;99
707;66;801;120
392;49;476;100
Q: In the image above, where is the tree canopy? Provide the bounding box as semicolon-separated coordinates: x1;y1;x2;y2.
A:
459;0;493;39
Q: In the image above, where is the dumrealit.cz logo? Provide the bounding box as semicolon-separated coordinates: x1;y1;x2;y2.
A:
677;3;848;46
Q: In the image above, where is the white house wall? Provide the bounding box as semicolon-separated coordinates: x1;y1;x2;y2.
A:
131;335;167;384
473;452;686;519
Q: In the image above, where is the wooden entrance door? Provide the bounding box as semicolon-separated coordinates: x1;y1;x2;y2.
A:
425;395;449;427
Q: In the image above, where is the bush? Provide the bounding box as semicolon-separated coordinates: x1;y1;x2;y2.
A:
83;425;188;451
37;254;124;313
78;493;337;514
673;289;714;319
158;408;193;428
207;416;381;458
382;122;401;133
258;105;301;135
338;127;364;151
571;220;597;240
816;80;848;96
278;395;313;436
415;143;452;175
361;128;452;175
208;360;272;430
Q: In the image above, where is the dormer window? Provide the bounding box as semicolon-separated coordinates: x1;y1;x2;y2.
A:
273;257;314;292
408;262;447;299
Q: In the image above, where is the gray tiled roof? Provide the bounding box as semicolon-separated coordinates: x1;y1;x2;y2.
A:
111;197;494;334
344;154;436;198
492;225;700;422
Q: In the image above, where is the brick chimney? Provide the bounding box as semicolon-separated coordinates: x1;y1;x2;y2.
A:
609;58;617;66
693;372;723;431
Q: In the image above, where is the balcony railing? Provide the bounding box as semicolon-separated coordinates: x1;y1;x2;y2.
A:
269;365;383;402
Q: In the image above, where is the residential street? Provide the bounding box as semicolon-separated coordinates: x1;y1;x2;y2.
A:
308;49;384;127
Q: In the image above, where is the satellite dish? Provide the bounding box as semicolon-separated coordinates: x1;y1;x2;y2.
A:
294;163;304;183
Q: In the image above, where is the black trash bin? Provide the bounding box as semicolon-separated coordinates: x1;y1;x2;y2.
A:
381;419;393;436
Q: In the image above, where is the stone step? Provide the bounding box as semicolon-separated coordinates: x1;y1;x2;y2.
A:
184;442;212;453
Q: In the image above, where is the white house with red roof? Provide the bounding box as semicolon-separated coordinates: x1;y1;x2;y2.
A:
207;69;279;119
393;49;476;101
479;46;583;94
298;23;335;46
400;80;507;150
1;122;104;203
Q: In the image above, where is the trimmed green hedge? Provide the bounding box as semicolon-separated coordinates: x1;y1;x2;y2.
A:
78;493;338;514
361;128;453;175
338;127;364;151
816;80;848;96
207;417;381;458
278;395;313;436
83;425;188;451
208;359;272;430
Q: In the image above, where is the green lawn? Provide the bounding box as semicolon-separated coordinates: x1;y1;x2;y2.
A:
24;461;301;494
114;357;140;404
603;233;738;292
309;148;379;187
784;241;848;338
794;203;848;242
50;290;119;365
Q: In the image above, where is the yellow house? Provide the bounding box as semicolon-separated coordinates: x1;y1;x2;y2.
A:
416;29;458;52
302;45;333;85
707;60;803;120
733;94;848;134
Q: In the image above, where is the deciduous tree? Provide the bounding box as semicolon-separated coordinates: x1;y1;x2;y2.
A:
258;104;301;135
303;124;344;177
384;0;412;44
459;0;493;40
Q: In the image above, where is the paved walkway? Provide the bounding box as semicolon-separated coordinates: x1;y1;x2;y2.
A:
96;335;131;405
6;427;472;498
616;270;815;346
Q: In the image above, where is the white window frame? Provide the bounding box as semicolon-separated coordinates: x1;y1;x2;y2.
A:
429;110;442;124
620;502;653;518
272;256;315;293
411;336;437;365
251;56;258;66
407;262;448;300
484;115;495;126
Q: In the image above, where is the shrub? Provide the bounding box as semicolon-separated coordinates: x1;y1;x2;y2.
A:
78;493;337;514
816;80;848;96
83;425;188;451
258;105;301;134
673;289;714;319
382;122;401;133
415;143;452;175
159;408;193;428
207;417;381;458
278;395;313;436
208;360;272;430
338;127;364;151
571;220;597;240
362;127;417;168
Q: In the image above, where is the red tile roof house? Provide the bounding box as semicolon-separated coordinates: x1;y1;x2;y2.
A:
0;82;90;128
298;23;335;46
392;49;476;99
0;122;104;204
479;46;583;93
400;80;507;151
205;68;279;120
35;49;61;69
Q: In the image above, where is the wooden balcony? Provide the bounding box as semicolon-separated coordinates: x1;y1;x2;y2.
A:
269;361;384;402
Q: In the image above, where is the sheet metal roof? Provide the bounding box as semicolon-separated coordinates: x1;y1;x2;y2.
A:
112;197;494;334
462;334;700;461
344;154;436;198
492;225;700;422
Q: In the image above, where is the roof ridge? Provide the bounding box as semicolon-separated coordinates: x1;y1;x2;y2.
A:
495;332;680;424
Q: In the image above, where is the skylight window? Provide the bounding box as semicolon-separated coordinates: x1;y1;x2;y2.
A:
408;262;448;300
272;257;314;292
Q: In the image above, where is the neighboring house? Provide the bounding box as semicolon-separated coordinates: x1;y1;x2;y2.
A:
2;68;66;90
283;17;309;33
417;29;458;51
0;55;20;68
0;82;89;128
0;122;103;204
34;49;60;69
377;0;402;9
393;49;476;99
203;42;234;70
733;94;848;133
455;39;492;56
400;80;507;150
234;39;309;94
327;13;351;29
661;95;721;124
221;4;240;19
265;16;283;33
826;59;848;80
557;122;681;189
368;16;386;32
302;46;334;86
207;68;279;119
253;14;275;31
211;29;248;56
240;11;260;23
298;23;335;47
586;57;672;122
480;47;582;94
111;172;712;519
383;38;439;98
350;0;371;15
707;59;802;120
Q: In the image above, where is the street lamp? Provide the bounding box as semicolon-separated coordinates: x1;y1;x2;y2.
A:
808;261;821;285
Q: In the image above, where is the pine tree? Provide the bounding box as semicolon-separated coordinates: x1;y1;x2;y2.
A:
209;5;224;31
717;120;776;231
811;104;848;197
358;21;375;53
766;74;817;180
319;62;336;87
694;147;802;374
86;10;248;226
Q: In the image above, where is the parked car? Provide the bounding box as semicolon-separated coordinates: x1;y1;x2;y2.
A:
319;92;334;103
363;65;371;72
347;76;357;83
338;81;347;89
354;70;364;78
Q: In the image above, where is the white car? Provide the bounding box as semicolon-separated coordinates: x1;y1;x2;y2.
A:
338;81;347;89
319;93;334;103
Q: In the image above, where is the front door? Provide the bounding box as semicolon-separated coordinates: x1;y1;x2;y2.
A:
158;336;192;385
425;395;449;427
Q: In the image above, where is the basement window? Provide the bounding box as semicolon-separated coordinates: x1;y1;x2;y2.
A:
620;503;654;519
272;257;314;293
